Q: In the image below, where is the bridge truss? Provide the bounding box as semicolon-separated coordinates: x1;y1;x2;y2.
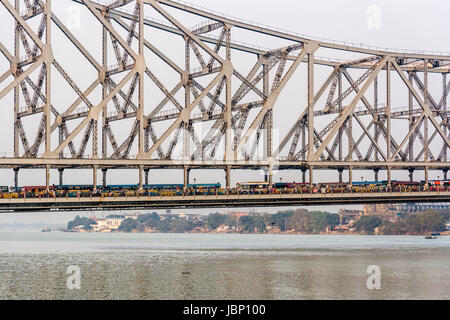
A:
0;0;449;189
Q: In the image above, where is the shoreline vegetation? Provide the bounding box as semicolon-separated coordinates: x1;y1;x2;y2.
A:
66;208;450;236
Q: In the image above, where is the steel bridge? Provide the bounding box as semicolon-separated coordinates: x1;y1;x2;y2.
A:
2;191;450;212
0;0;449;209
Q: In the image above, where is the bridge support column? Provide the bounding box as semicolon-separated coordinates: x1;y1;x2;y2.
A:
338;169;343;183
302;169;306;183
409;169;414;182
184;166;190;188
444;169;448;180
225;166;231;190
13;168;19;189
138;165;143;190
309;166;314;187
387;167;392;187
348;166;353;185
92;166;97;192
102;169;107;187
264;168;269;183
425;167;429;186
374;169;379;182
45;165;50;191
58;169;64;186
145;168;149;185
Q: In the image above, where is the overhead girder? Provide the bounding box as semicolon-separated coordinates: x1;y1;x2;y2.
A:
0;0;448;178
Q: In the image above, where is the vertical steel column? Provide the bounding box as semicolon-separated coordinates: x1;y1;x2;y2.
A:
386;58;391;184
102;169;107;187
374;169;379;182
58;168;64;185
224;26;232;161
183;38;191;161
409;169;414;182
302;168;306;183
225;166;231;190
44;0;51;156
144;168;149;185
45;165;50;190
387;167;392;186
13;0;19;158
93;165;97;191
307;52;314;162
101;15;108;159
138;165;143;190
423;61;430;188
424;60;429;168
263;61;270;159
374;75;379;161
14;168;19;189
338;169;343;183
408;72;414;161
338;69;343;162
183;166;190;188
138;0;144;158
348;166;353;185
307;51;314;187
444;73;448;162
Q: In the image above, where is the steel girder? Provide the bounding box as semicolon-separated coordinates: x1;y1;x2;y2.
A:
0;0;449;185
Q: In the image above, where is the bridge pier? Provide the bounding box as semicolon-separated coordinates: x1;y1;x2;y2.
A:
13;168;19;189
374;169;379;182
102;169;107;187
183;166;190;188
45;165;50;191
138;165;143;190
301;169;306;183
92;166;97;192
309;166;314;187
348;166;353;185
145;168;150;185
425;167;429;185
409;169;414;182
387;167;392;186
225;166;231;190
338;169;343;183
444;169;448;180
58;169;64;185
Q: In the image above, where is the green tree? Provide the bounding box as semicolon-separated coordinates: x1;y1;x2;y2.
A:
353;216;382;234
67;216;97;231
118;218;140;232
207;213;227;230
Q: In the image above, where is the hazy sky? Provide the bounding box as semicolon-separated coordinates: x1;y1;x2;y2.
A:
0;0;449;214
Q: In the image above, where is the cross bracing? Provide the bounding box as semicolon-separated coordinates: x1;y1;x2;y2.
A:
0;0;449;190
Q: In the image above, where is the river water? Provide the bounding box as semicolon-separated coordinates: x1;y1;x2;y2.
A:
0;232;449;300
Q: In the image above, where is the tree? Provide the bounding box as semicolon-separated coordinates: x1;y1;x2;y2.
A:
353;216;382;234
67;216;97;231
207;213;227;230
118;218;140;232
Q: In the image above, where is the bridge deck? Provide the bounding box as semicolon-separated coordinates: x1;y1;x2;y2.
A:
1;191;450;211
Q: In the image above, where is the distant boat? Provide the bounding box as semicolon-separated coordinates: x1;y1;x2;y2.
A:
425;234;437;239
430;232;440;236
41;227;51;232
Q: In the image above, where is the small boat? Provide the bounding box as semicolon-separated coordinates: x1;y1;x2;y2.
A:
430;232;440;236
41;227;51;232
425;234;437;239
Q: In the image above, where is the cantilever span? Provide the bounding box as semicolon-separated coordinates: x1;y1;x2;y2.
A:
0;0;449;194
